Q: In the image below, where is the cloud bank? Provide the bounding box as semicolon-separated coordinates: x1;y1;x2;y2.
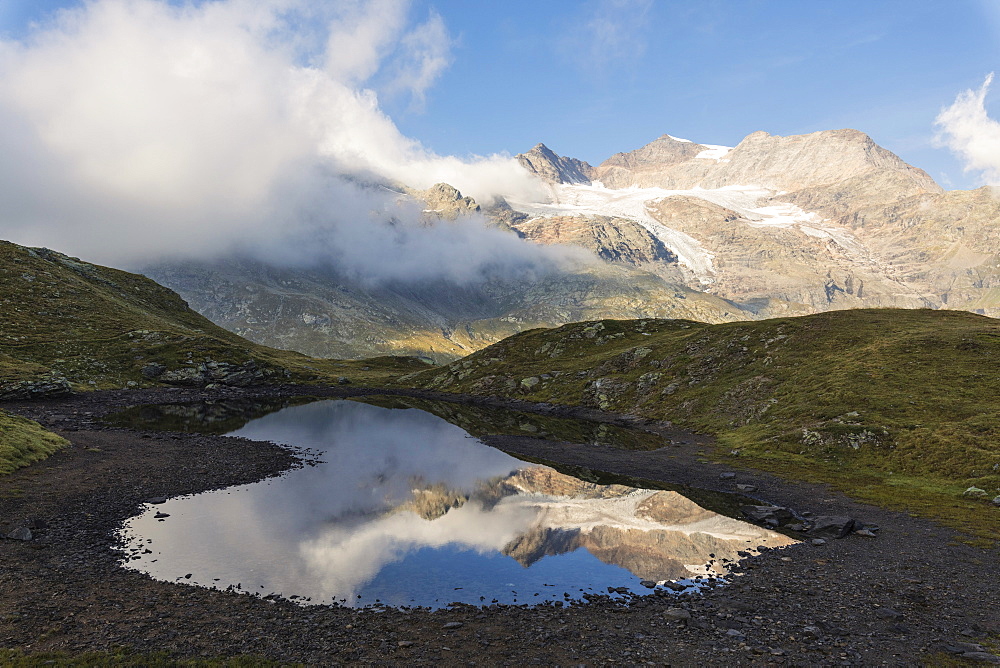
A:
935;72;1000;186
0;0;556;282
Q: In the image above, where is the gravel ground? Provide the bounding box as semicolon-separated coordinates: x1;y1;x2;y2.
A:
2;385;999;666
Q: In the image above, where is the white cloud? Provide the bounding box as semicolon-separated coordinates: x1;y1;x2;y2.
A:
935;72;1000;186
562;0;654;74
0;0;552;281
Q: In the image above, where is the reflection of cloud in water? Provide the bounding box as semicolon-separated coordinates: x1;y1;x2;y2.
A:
299;501;539;601
121;400;795;606
227;400;524;530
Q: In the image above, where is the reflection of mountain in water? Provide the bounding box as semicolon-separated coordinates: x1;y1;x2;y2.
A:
396;466;794;582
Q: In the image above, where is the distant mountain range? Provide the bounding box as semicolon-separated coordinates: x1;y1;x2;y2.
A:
145;128;1000;361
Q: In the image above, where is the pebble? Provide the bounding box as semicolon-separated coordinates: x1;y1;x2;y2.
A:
442;622;463;630
719;472;736;480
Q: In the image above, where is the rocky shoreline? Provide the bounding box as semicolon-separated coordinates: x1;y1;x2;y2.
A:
2;386;999;665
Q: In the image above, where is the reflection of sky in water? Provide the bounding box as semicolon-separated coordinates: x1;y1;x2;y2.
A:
119;400;793;608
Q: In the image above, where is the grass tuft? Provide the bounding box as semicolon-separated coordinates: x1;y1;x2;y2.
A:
0;410;68;474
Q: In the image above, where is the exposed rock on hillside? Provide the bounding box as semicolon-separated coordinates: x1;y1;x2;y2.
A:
511;215;677;265
0;239;366;390
406;182;481;220
145;258;744;362
592;134;718;189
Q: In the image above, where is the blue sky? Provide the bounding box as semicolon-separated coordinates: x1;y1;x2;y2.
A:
391;0;1000;190
0;0;997;192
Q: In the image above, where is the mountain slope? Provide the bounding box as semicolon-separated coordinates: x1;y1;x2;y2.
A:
404;308;1000;539
510;129;999;319
144;257;744;362
0;240;421;394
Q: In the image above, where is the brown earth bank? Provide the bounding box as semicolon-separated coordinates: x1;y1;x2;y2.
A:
2;386;999;666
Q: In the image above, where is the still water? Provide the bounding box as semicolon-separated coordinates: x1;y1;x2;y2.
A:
117;399;794;608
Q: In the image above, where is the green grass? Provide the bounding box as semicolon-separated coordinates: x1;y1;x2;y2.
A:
0;239;428;474
0;240;427;392
0;410;68;474
401;309;1000;542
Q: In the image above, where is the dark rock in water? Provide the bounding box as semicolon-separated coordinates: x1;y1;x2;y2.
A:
145;497;168;505
141;362;166;379
639;580;657;588
808;516;856;539
7;527;33;541
741;505;794;526
154;512;170;519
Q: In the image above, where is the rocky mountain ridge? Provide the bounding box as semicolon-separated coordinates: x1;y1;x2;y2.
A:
509;129;997;319
143;126;998;362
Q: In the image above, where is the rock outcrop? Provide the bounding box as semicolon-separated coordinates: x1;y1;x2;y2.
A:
516;143;595;184
510;215;677;265
407;183;481;220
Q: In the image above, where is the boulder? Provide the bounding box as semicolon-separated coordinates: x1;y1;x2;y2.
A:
7;527;32;541
663;608;691;623
741;505;794;526
140;363;166;379
808;516;856;539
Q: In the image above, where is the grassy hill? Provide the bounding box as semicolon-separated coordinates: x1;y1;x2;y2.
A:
0;240;425;395
403;309;1000;541
0;239;426;473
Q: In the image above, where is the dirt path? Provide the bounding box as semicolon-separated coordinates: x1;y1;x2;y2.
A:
2;386;998;665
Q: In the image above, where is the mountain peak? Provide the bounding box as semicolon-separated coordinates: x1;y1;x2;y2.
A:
516;144;594;185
